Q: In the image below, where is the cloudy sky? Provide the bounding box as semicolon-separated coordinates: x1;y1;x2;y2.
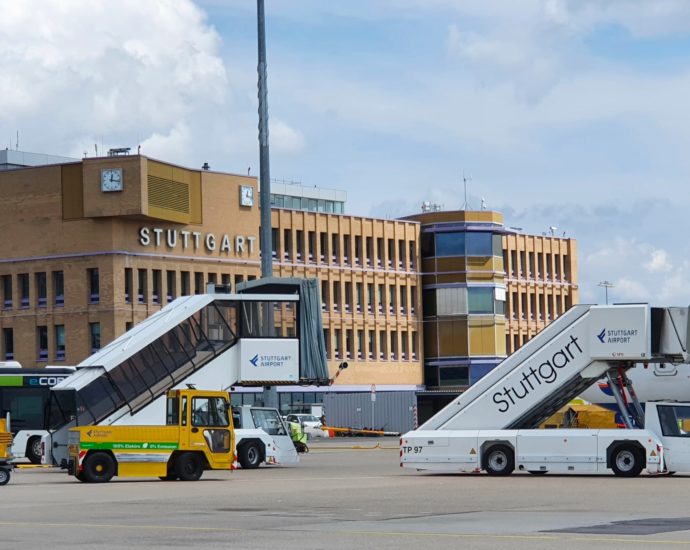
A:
2;0;690;305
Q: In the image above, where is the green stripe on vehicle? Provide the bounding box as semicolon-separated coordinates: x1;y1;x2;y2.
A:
79;442;179;450
0;376;23;387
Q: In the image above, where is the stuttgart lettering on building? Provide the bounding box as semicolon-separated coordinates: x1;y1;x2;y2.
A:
139;227;256;255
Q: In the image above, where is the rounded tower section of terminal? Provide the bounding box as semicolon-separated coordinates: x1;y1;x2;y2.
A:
404;210;507;390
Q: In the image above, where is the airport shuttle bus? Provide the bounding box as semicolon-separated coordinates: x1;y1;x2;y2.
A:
0;364;75;463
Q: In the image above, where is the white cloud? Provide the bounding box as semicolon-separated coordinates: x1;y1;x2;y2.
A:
563;0;690;38
644;249;673;273
139;123;193;162
584;237;644;270
655;268;690;305
0;0;233;167
379;0;690;37
4;0;690;316
447;24;563;101
613;277;650;302
269;119;306;155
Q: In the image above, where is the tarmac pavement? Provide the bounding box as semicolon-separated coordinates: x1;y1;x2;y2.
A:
3;437;690;549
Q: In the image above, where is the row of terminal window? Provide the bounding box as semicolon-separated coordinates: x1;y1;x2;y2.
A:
508;291;573;322
123;269;255;305
270;194;345;214
323;327;419;362
0;269;257;309
1;269;100;309
420;286;573;320
422;287;505;317
272;229;417;270
420;231;572;284
2;322;101;362
504;250;570;282
1;272;65;309
321;280;417;315
420;231;502;258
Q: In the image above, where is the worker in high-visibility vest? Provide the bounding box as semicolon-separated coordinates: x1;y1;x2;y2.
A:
288;421;308;453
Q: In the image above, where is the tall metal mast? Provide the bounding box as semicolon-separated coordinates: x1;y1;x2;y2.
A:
257;0;272;278
257;0;278;408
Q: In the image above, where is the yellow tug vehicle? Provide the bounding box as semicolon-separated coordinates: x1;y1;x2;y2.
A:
68;389;235;483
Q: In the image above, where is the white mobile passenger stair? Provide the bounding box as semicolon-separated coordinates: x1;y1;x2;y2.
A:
419;304;690;432
45;279;329;466
402;303;690;476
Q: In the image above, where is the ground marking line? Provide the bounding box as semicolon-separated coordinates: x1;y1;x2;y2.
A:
0;521;244;533
2;521;690;544
570;536;690;546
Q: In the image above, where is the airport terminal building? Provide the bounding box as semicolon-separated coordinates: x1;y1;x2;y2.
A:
0;151;578;424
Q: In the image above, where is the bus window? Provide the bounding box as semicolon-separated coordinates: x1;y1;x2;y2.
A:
0;388;46;430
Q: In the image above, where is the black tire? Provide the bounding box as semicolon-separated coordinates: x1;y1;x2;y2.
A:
0;467;10;485
611;445;644;477
528;470;548;475
484;444;515;476
82;451;116;483
158;475;178;481
26;436;42;465
238;442;262;469
174;452;204;481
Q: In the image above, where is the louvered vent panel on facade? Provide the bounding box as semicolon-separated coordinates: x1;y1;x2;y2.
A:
148;175;190;213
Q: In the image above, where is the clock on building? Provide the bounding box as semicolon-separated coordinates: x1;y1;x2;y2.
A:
101;168;124;192
240;185;254;207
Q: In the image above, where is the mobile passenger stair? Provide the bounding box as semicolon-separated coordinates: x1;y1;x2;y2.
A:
419;304;690;433
45;278;329;466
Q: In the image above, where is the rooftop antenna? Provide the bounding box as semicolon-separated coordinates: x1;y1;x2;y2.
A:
461;172;472;210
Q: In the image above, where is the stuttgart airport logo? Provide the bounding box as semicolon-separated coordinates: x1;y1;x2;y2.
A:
596;327;638;344
250;354;259;367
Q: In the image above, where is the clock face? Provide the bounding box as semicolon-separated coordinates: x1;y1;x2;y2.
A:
240;185;254;207
101;168;123;192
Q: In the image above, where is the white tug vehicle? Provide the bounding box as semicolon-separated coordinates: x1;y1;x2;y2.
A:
401;304;690;476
